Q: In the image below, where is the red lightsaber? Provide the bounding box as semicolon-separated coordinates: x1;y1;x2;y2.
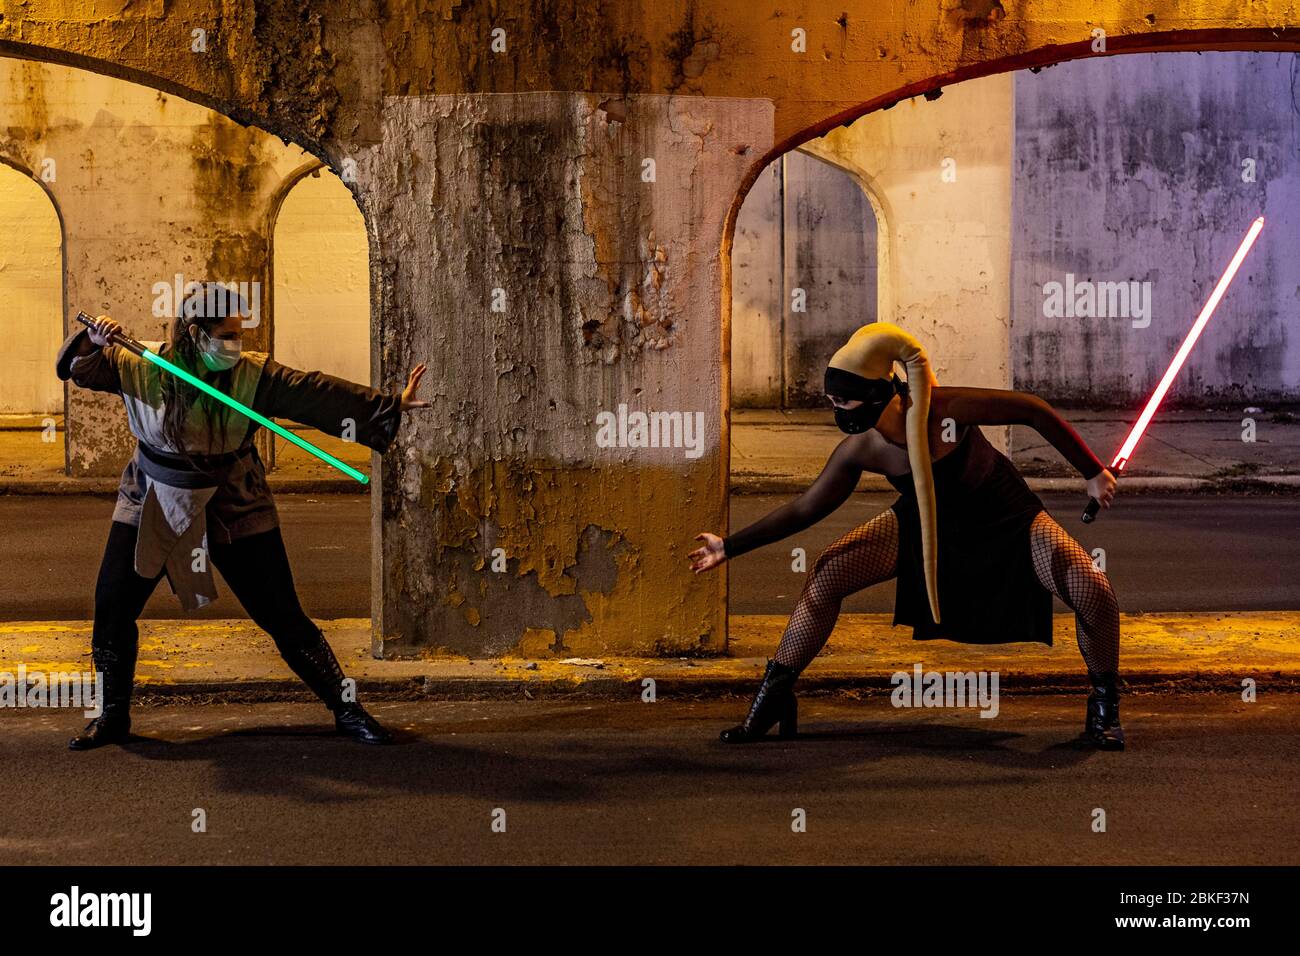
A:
1082;216;1265;523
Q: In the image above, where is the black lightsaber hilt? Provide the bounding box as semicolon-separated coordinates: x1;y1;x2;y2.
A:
1081;460;1123;524
74;310;146;356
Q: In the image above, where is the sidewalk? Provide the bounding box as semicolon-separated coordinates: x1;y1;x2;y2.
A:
4;612;1298;700
0;416;369;494
5;407;1299;495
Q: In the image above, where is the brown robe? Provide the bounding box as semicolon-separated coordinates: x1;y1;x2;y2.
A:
56;328;402;608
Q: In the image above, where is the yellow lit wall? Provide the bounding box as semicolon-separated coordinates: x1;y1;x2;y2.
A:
0;165;62;414
272;171;370;386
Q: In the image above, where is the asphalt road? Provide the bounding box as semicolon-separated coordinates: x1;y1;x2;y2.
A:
0;695;1295;865
1;493;1297;620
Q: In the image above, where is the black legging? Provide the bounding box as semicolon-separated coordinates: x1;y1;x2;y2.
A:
92;519;322;701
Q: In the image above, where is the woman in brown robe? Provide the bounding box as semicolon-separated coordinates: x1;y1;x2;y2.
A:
57;294;429;749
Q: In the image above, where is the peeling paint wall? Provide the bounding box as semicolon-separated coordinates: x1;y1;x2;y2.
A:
732;149;878;408
1013;52;1300;406
360;93;772;657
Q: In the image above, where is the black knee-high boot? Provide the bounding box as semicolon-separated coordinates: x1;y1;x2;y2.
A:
69;646;135;751
720;659;800;743
1083;671;1125;750
279;629;393;745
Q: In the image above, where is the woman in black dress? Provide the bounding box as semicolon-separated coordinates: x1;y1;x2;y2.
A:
689;322;1124;749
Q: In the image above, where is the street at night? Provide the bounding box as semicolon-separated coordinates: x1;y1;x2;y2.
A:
3;0;1299;934
2;695;1295;866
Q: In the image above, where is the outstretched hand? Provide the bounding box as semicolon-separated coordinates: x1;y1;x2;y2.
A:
689;533;727;573
401;363;431;410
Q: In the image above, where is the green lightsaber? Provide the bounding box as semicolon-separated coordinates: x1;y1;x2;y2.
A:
75;311;369;484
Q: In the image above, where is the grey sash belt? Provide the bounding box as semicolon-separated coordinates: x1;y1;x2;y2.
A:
136;441;252;490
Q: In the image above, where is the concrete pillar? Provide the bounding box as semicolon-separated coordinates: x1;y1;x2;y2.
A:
357;93;771;657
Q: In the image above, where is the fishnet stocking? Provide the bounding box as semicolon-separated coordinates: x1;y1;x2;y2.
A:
1028;510;1120;676
773;508;899;670
770;507;1121;677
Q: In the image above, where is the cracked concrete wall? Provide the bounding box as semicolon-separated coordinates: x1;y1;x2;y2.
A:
2;1;1297;656
0;58;317;475
359;93;771;657
1013;51;1300;406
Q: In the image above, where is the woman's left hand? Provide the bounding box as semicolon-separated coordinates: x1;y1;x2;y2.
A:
1086;468;1117;509
401;363;431;410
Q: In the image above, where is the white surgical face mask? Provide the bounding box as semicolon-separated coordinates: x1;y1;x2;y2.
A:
195;327;242;372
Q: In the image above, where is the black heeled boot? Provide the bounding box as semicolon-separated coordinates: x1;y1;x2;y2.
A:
720;659;800;743
281;630;394;745
69;647;134;751
1082;671;1125;750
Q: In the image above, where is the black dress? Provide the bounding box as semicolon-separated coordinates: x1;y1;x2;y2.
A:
888;424;1053;645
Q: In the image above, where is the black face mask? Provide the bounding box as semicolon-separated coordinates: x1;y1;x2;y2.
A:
825;367;908;435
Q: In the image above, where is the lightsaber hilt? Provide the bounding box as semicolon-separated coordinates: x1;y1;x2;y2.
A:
74;310;147;356
1081;458;1125;524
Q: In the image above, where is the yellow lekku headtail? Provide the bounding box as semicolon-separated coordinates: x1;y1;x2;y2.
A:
828;322;940;624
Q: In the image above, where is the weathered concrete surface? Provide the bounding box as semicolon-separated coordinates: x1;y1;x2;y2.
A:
359;93;771;657
732;149;877;407
3;1;1298;656
1013;51;1300;406
0;59;317;474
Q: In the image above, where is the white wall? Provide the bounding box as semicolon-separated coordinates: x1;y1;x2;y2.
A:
798;73;1016;392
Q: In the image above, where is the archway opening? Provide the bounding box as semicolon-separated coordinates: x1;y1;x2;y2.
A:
268;165;372;477
0;160;64;476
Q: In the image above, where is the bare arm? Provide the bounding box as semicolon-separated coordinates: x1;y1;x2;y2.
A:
722;435;868;560
938;386;1105;479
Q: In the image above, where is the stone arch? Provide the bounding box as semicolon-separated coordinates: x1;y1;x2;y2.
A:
265;159;373;466
791;145;894;349
0;155;69;463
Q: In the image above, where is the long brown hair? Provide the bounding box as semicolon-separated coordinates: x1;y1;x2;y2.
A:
158;289;244;461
